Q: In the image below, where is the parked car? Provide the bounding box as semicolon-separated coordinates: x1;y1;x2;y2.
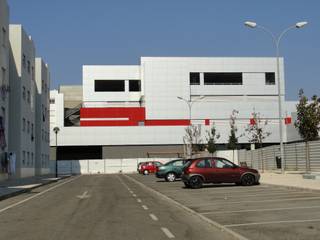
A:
139;161;163;175
156;159;189;182
182;157;260;189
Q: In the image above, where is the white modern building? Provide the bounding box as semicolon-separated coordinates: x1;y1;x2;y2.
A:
9;25;36;178
0;0;9;181
35;58;50;175
50;57;300;160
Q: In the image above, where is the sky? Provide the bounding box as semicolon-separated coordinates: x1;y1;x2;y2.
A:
7;0;320;100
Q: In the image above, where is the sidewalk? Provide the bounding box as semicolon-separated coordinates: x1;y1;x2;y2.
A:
260;172;320;191
0;175;70;201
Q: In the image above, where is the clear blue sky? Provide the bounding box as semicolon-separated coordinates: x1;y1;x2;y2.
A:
8;0;320;100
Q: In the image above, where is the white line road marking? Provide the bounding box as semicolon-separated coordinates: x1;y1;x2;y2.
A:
202;205;320;215
76;190;90;199
0;176;82;214
149;213;158;221
137;199;142;203
188;196;320;207
225;218;320;227
161;227;175;239
142;205;149;210
132;194;137;197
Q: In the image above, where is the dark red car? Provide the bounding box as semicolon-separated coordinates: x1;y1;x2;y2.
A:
138;161;163;175
182;157;260;189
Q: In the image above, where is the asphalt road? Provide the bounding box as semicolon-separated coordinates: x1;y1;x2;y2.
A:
129;174;320;240
0;175;234;240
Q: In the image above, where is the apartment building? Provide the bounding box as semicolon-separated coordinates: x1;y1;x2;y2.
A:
0;0;9;181
35;58;50;175
9;25;36;178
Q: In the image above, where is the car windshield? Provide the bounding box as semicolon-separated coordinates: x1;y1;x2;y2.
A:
164;159;182;166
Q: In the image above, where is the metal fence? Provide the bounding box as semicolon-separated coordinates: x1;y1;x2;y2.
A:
238;140;320;172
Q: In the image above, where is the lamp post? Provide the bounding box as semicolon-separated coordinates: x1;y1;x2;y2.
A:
177;95;205;157
53;127;60;178
177;95;205;124
244;21;308;173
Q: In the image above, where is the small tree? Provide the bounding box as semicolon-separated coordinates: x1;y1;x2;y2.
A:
295;89;320;141
245;111;271;149
206;123;220;156
227;110;239;150
183;125;203;157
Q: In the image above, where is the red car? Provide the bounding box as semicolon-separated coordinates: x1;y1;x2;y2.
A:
138;161;163;175
182;157;260;189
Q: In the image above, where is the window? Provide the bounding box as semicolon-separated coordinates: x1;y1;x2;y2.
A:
2;27;6;47
27;152;30;166
196;159;212;168
27;61;31;73
95;80;125;92
173;161;184;167
31;153;34;166
22;151;26;165
204;73;242;85
27;91;30;103
129;80;141;92
27;121;30;133
22;55;26;68
1;67;5;86
49;99;55;104
22;86;26;100
22;118;26;131
214;159;234;169
265;72;276;85
31;66;35;81
190;72;200;85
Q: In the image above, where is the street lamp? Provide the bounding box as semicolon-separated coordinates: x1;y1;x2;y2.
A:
53;126;60;178
177;95;205;124
244;21;308;173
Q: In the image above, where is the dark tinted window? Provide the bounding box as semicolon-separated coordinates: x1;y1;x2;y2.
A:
196;159;212;168
204;73;242;85
95;80;125;92
190;72;200;85
129;80;141;92
265;72;275;85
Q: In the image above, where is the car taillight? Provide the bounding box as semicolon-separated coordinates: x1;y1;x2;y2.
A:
184;167;191;174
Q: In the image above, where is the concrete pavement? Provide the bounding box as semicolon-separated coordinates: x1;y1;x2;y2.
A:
0;175;69;201
260;172;320;191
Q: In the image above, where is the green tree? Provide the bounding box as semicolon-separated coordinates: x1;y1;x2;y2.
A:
227;110;240;150
294;89;320;141
206;123;220;156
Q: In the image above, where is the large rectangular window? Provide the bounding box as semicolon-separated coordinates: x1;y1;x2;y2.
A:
129;80;141;92
265;72;276;85
95;80;125;92
204;73;242;85
190;72;200;85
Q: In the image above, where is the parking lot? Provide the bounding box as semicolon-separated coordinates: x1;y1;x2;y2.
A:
127;174;320;240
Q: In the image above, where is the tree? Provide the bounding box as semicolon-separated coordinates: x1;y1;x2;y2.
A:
227;110;240;150
245;111;271;149
183;125;204;157
294;89;320;141
206;123;220;156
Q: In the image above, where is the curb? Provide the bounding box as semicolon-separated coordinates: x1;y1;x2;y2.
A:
0;175;71;201
261;182;320;193
123;174;249;240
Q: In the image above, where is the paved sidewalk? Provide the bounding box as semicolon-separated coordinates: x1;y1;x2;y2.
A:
260;172;320;191
0;175;70;201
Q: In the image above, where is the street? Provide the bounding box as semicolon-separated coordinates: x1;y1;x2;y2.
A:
0;175;234;240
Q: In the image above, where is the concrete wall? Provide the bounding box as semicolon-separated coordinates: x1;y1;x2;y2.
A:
35;58;50;176
9;25;36;178
59;85;82;108
0;0;9;181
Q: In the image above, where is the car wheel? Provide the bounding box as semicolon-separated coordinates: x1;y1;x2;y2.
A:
165;172;176;182
241;174;255;186
143;170;149;175
189;176;203;189
184;182;191;188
